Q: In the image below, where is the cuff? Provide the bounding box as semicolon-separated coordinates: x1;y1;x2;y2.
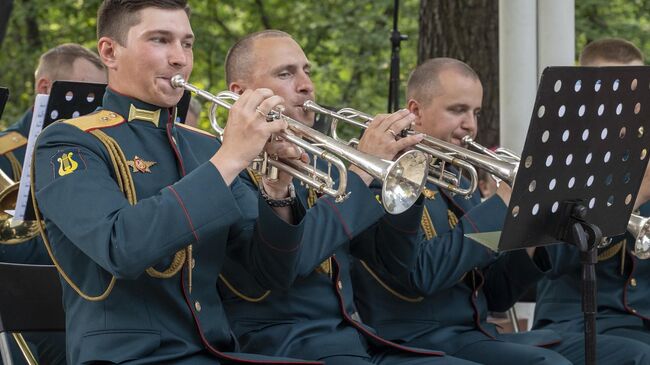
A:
256;195;305;253
462;194;508;233
167;162;242;241
381;195;425;234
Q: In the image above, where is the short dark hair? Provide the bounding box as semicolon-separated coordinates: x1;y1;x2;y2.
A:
35;43;105;80
225;30;293;85
406;57;479;102
97;0;190;45
579;38;644;66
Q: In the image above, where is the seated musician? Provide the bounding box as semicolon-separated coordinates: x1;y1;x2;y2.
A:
534;37;650;355
351;57;650;365
219;30;476;365
0;43;106;265
30;1;333;364
0;42;105;365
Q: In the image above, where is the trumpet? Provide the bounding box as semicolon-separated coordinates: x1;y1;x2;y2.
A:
171;76;429;214
461;136;519;184
628;214;650;259
303;102;499;197
0;169;40;244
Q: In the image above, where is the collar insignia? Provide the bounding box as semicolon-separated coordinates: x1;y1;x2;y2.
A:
127;155;157;173
422;188;437;200
128;104;161;127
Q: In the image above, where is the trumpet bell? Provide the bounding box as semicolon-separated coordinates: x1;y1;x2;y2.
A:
628;214;650;259
382;150;428;214
0;170;40;244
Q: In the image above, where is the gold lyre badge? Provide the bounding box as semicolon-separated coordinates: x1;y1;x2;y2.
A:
57;152;78;176
127;156;157;173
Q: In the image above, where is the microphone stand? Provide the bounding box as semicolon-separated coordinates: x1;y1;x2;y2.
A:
387;0;408;113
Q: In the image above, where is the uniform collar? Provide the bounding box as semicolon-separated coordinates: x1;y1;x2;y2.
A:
102;88;174;129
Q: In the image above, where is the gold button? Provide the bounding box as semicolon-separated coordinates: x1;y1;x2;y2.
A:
631;278;637;287
194;301;201;312
11;137;17;142
191;258;196;269
337;281;343;290
101;116;108;121
109;113;117;118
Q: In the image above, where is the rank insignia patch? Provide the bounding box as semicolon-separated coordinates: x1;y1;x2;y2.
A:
127;155;157;173
422;188;437;200
57;152;79;176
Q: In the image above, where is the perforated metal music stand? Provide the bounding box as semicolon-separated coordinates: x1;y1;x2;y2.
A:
498;66;650;365
0;87;8;120
20;81;106;222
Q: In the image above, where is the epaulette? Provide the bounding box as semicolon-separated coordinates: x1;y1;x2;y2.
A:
0;131;27;155
175;122;215;138
63;110;125;132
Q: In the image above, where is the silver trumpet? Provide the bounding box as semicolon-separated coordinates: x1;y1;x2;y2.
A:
628;214;650;259
171;75;429;214
303;101;496;197
461;136;519;185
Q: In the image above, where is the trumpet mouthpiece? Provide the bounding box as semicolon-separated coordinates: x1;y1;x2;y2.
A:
170;75;186;88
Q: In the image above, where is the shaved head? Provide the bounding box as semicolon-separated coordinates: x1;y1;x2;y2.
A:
407;57;479;103
225;30;292;85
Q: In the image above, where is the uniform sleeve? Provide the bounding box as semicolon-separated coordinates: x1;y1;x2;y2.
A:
225;178;306;289
34;123;257;279
406;194;508;296
350;180;425;277
483;247;551;312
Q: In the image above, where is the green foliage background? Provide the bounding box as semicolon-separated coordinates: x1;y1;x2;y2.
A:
1;0;649;133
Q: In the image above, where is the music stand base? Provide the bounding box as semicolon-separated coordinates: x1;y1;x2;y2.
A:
558;204;601;365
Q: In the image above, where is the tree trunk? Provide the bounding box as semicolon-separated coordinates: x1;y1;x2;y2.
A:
0;0;12;50
417;0;499;147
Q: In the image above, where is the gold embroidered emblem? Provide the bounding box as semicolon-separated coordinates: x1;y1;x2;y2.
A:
422;188;437;200
57;152;78;176
127;156;157;173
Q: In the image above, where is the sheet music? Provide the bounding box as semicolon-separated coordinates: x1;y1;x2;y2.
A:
13;94;49;222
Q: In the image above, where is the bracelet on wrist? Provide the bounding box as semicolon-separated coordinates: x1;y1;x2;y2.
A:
260;182;296;207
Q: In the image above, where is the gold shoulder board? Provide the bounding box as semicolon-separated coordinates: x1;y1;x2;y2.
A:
175;123;215;138
0;132;27;155
64;110;125;132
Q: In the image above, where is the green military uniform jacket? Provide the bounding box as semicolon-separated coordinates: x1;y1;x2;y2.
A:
219;163;444;360
32;88;319;365
352;182;560;355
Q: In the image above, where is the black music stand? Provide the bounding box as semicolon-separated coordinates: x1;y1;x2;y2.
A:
476;67;650;365
0;87;8;120
21;81;106;222
0;263;64;365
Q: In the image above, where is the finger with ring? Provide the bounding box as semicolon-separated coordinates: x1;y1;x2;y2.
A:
256;107;267;119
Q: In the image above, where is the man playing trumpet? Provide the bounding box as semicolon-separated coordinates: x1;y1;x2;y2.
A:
30;1;332;363
533;37;650;358
219;30;475;365
351;57;649;365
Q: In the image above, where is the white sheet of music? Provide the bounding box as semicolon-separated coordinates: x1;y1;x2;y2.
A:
13;93;48;222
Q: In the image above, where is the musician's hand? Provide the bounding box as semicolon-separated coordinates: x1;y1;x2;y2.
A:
350;110;423;186
262;135;306;198
356;109;423;161
495;181;512;206
211;88;287;185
